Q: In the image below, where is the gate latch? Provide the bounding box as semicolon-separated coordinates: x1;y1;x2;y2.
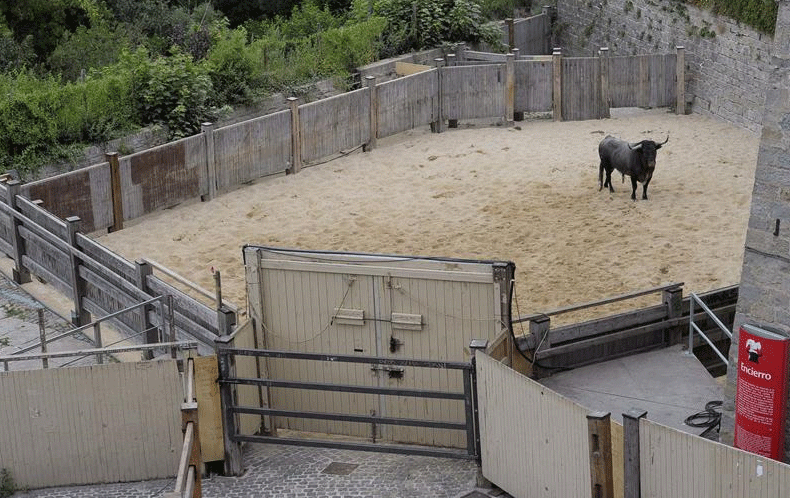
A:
371;365;405;379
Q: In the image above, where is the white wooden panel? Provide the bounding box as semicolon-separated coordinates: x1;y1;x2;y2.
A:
476;353;591;498
260;267;379;438
640;418;790;497
0;361;181;489
250;246;502;447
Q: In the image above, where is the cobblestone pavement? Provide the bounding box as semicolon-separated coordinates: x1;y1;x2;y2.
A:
12;442;508;498
0;270;97;370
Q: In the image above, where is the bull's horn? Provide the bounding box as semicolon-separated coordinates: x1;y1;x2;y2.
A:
628;142;643;150
658;135;669;146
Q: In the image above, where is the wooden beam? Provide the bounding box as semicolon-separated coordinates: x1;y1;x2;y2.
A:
587;411;614;498
106;152;124;232
201;122;216;201
288;97;302;174
365;76;378;151
552;48;562;121
622;409;647;498
5;180;31;283
676;46;686;115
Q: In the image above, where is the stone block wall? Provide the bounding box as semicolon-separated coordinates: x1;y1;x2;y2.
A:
555;0;772;133
721;0;790;462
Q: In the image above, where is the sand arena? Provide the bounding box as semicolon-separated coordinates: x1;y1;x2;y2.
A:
96;108;759;325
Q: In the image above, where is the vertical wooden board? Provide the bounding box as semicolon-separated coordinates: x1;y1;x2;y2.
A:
213;111;291;190
194;356;223;461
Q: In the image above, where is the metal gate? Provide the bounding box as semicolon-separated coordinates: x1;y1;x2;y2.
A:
216;345;482;459
242;246;514;450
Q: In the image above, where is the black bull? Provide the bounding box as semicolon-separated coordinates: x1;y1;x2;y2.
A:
598;135;669;200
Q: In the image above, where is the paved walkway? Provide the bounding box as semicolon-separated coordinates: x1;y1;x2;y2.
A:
12;442;503;498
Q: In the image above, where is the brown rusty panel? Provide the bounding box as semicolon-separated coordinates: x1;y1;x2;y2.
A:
130;140;200;215
24;169;96;231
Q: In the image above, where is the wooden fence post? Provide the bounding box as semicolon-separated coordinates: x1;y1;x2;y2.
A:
663;287;683;345
216;338;243;476
5;180;31;284
433;58;445;133
288;97;302;174
447;54;459;128
623;409;647;498
529;315;551;349
135;259;156;360
492;263;514;368
552;48;563;122
587;411;614;498
105;152;124;233
506;18;515;51
364;76;378;151
599;47;611;119
66;216;91;327
455;43;467;63
182;401;202;497
506;53;515;126
201;122;216;201
676;46;686;115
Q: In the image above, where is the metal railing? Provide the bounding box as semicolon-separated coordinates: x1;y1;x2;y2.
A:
216;346;480;465
3;295;176;370
688;292;732;366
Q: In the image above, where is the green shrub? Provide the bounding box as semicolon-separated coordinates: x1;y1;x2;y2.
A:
206;27;257;105
123;48;217;138
684;0;776;34
0;468;15;498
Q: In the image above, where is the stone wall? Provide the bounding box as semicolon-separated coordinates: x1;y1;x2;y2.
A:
721;0;790;463
555;0;773;133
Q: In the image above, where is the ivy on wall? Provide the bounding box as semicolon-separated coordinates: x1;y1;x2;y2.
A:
684;0;777;34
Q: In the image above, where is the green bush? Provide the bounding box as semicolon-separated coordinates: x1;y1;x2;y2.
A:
685;0;776;34
123;48;217;138
206;27;258;105
0;468;15;498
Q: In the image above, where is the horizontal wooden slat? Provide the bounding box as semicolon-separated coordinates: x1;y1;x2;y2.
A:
146;275;218;333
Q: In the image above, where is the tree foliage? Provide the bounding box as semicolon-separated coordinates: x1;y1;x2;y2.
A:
0;0;509;177
372;0;503;57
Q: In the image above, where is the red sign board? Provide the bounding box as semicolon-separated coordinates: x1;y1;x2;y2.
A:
734;324;790;460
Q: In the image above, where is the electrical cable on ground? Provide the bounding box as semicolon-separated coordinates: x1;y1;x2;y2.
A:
684;400;722;437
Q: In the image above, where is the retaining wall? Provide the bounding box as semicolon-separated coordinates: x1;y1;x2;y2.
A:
556;0;772;133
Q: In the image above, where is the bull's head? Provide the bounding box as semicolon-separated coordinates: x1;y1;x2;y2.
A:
629;135;669;169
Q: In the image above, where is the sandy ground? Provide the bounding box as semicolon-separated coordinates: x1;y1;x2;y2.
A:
93;108;759;326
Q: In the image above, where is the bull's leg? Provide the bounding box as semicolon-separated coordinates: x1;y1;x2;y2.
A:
630;176;638;200
599;161;604;190
606;168;614;192
642;179;650;200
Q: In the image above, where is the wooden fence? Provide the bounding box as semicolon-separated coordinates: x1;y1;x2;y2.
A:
0;179;233;355
476;350;790;498
13;47;683;238
0;360;183;489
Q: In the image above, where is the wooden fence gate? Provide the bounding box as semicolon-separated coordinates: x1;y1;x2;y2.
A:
240;246;514;450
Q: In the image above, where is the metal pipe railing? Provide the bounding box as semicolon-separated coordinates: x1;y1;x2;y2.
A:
12;295;165;355
687;292;732;366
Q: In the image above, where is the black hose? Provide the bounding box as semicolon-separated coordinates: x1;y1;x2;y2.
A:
684;400;722;436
